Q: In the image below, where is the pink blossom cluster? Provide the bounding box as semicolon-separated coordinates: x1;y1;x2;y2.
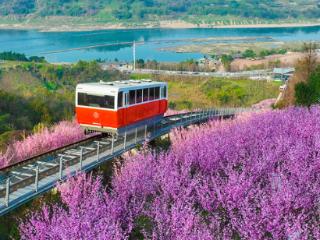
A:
0;121;86;168
164;108;189;116
20;107;320;239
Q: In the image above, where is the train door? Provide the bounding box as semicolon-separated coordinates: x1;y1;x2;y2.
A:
160;85;167;113
123;91;129;125
124;91;129;106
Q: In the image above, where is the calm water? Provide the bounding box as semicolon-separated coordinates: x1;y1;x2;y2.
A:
0;26;320;63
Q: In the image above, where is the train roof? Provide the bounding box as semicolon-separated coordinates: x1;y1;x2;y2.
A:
76;79;166;93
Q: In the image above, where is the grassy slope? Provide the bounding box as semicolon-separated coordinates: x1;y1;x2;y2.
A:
168;78;280;109
131;73;280;109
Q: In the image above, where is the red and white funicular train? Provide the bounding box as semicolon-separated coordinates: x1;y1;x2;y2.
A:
76;79;168;133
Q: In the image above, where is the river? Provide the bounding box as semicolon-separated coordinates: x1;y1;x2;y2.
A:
0;26;320;63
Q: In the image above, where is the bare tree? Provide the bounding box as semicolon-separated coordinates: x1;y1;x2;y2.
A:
300;42;318;80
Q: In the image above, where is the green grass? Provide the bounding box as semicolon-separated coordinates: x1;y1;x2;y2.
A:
0;60;24;69
44;81;58;91
130;73;280;109
199;78;280;107
130;73;152;80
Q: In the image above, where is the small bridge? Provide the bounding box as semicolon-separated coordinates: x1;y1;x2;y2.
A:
0;108;248;216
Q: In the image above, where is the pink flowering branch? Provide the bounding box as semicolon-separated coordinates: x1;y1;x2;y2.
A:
0;121;86;168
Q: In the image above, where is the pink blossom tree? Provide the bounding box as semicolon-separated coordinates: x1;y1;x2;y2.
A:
0;121;86;168
20;107;320;239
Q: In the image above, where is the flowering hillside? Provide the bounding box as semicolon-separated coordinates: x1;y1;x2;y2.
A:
0;121;85;168
20;107;320;239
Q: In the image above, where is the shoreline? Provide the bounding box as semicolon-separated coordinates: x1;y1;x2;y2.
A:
0;21;319;32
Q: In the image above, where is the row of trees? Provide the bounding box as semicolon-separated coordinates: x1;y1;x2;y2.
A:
20;60;120;89
135;58;205;72
1;0;319;20
241;48;287;59
0;51;46;63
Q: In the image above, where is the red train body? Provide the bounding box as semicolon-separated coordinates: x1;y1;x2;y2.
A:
76;80;168;133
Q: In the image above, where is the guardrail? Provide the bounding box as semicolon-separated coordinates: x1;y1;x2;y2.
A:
129;68;272;79
0;108;248;216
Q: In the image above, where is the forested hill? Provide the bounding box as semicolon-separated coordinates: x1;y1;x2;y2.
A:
0;0;320;22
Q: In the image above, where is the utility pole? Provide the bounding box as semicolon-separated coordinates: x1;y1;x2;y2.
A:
133;41;136;71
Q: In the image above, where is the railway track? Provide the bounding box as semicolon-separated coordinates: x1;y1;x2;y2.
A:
0;108;247;216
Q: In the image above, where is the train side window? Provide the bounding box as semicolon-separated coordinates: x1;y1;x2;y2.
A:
149;87;155;100
118;92;123;108
136;89;142;103
143;88;148;102
155;87;160;99
129;90;136;105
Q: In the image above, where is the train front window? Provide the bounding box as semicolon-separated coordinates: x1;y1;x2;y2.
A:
78;93;115;109
103;95;115;109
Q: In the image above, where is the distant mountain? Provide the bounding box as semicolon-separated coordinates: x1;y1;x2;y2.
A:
0;0;320;21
